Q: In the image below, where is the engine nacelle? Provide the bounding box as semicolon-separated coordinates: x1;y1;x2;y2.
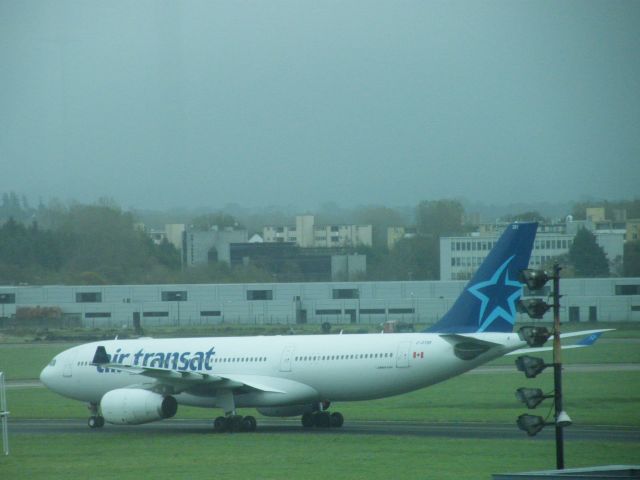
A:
257;402;328;418
100;388;178;425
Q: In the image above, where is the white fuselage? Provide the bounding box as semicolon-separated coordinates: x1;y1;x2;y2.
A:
40;332;527;411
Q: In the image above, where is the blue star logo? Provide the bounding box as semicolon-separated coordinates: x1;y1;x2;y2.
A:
467;255;523;332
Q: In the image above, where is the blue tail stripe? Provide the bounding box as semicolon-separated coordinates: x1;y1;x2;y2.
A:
577;332;602;346
426;222;538;333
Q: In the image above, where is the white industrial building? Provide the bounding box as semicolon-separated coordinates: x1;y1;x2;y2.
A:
263;215;372;248
183;227;248;266
1;277;638;329
440;221;625;281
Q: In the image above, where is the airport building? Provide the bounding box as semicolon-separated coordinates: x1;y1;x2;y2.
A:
0;276;638;329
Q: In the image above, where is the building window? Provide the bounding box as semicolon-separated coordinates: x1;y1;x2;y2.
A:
143;311;169;317
0;293;15;304
316;309;342;315
85;312;111;318
76;292;102;303
247;290;273;301
200;310;221;316
333;288;359;299
615;285;640;295
388;308;415;314
359;308;385;314
162;291;187;301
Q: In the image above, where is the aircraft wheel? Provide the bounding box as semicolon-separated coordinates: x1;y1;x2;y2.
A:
96;415;105;428
330;412;344;428
301;412;314;428
88;416;103;429
226;415;243;433
241;416;257;432
314;412;331;428
214;416;226;432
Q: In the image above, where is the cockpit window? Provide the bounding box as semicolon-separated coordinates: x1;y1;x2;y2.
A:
49;358;57;367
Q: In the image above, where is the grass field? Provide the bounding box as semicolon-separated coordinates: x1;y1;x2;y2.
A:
1;326;639;479
2;434;638;480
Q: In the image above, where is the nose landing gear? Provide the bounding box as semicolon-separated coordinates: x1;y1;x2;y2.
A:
87;402;105;429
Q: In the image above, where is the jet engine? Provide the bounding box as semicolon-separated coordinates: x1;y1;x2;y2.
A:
100;388;178;425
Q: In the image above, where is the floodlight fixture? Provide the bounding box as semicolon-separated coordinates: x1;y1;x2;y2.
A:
518;298;552;319
519;269;551;291
515;355;548;378
516;387;553;409
517;414;548;437
519;326;551;347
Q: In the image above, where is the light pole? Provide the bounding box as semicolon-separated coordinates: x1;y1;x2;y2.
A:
551;263;565;470
517;263;569;470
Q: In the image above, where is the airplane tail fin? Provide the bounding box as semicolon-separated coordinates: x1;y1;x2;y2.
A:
426;222;538;333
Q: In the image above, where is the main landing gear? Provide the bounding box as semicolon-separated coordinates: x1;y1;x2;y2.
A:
87;402;105;429
213;415;257;433
301;410;344;429
213;389;257;433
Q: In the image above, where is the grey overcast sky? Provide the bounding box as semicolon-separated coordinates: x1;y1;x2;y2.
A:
1;1;639;210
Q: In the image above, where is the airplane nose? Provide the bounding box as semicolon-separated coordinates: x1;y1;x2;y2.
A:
40;365;52;388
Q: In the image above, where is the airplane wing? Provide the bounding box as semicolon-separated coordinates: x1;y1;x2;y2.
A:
505;329;612;356
91;346;286;394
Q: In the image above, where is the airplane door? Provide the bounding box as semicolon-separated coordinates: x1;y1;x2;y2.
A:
279;345;295;372
63;351;77;378
396;341;411;368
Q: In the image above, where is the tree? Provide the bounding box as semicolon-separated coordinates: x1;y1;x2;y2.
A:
353;206;406;249
568;228;609;277
191;212;240;231
623;241;640;277
416;200;465;237
502;211;547;223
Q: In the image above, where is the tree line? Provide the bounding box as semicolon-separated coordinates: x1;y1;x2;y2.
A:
0;194;638;285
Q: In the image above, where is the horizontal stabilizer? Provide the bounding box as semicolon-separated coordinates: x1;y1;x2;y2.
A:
506;329;612;356
440;333;501;360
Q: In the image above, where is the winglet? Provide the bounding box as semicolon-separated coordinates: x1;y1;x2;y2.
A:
92;346;110;365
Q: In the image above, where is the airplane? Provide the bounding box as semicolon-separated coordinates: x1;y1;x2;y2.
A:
39;222;610;432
